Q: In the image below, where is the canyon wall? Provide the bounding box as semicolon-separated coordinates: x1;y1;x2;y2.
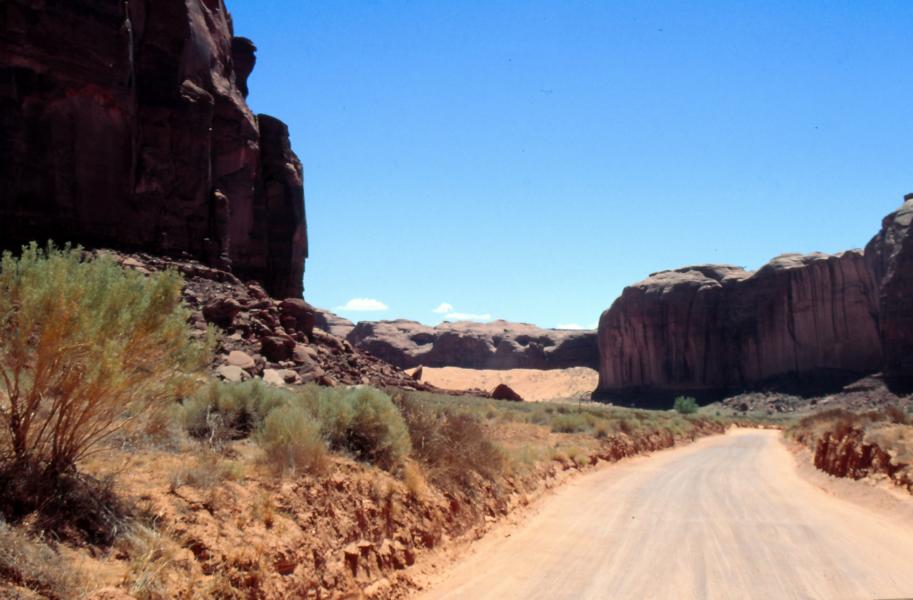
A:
866;197;913;390
346;320;600;371
0;0;306;297
597;197;913;400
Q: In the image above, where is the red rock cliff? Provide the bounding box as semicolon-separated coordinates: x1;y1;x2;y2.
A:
866;196;913;389
0;0;306;297
596;200;913;400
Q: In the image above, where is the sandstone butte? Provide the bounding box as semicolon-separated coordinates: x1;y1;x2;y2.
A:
0;0;307;299
596;196;913;401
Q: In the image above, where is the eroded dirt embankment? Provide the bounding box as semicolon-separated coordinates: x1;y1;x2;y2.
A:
788;410;913;495
85;420;725;599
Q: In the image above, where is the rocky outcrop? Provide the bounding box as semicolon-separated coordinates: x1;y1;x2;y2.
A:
866;195;913;390
314;308;356;339
346;320;599;371
596;198;913;401
0;0;306;298
98;249;447;392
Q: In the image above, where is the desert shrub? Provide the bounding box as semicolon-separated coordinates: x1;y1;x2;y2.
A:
182;383;407;471
182;379;292;446
673;396;699;415
395;393;503;487
618;417;637;435
0;522;87;599
550;412;589;433
169;452;245;490
0;245;209;542
257;404;327;474
402;461;429;499
0;244;211;474
319;387;411;470
883;404;909;425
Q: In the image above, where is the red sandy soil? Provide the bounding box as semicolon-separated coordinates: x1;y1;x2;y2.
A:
408;367;599;402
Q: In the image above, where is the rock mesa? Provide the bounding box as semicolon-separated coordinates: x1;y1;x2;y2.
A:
597;197;913;400
346;320;599;371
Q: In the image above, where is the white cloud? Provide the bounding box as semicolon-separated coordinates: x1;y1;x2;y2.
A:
445;312;492;322
335;297;389;312
556;323;587;330
432;302;454;314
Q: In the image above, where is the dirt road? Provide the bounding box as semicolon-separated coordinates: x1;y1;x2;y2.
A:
421;429;913;599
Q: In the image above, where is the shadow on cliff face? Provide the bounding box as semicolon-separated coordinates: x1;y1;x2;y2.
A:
592;368;876;409
884;375;913;396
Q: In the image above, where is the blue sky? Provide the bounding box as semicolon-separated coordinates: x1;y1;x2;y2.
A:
229;0;912;329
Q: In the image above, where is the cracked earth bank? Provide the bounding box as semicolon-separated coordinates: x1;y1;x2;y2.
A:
420;429;913;600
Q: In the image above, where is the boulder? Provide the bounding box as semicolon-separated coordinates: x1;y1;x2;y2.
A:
262;368;287;387
491;383;524;402
226;350;256;371
411;366;424;381
202;298;243;328
279;298;316;337
260;335;295;362
0;0;307;298
217;365;249;383
293;344;320;364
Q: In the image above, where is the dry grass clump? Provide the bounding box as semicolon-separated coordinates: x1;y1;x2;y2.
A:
549;412;591;433
117;524;180;600
394;392;504;488
169;452;245;490
0;522;87;599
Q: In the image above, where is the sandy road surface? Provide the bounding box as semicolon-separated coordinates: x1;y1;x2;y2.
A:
421;429;913;600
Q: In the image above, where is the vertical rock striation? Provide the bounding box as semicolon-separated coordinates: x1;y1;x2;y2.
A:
0;0;306;297
597;198;913;401
866;196;913;390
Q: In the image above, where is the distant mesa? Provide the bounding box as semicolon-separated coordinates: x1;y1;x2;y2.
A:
344;319;599;371
595;197;913;403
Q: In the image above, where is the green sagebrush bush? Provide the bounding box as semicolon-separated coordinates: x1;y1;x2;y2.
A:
0;244;211;475
183;379;292;446
674;396;699;415
257;404;327;475
184;381;410;471
317;386;411;471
